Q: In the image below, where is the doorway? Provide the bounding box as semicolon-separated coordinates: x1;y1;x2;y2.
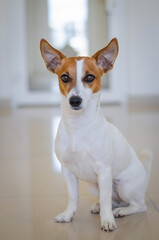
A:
15;0;126;106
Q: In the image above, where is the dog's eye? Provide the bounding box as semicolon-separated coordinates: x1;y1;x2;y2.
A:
61;74;70;83
84;74;95;83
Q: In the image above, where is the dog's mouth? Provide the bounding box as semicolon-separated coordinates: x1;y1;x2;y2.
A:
70;106;82;111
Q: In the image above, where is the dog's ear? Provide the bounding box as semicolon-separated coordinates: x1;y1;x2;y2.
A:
40;39;66;73
92;38;119;73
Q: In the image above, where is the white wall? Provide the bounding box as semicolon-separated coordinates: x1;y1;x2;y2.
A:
1;0;159;102
105;0;128;103
0;0;27;100
126;0;159;97
28;0;49;76
88;0;107;54
0;0;11;99
0;0;28;103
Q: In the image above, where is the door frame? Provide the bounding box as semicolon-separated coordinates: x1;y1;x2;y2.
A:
13;0;127;106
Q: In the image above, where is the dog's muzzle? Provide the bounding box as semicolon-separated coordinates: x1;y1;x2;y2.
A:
69;96;82;110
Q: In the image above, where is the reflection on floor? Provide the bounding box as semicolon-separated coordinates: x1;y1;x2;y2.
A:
0;104;159;240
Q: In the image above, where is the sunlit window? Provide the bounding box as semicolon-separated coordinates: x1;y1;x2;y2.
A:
48;0;88;56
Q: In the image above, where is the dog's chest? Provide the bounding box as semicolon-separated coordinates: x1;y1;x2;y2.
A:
55;122;104;182
63;146;97;182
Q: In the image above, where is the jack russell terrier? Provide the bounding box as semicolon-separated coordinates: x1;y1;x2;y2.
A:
40;38;153;231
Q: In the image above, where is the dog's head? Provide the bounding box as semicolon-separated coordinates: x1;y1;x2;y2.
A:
40;38;118;111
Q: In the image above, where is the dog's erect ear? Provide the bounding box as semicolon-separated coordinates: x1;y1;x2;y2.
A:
92;38;119;73
40;39;66;73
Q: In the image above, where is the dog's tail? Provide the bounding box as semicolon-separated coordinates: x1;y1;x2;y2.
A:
139;149;153;180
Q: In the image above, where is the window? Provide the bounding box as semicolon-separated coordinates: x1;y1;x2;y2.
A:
48;0;88;56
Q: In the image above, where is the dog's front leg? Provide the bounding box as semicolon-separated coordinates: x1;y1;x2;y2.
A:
55;167;79;223
98;168;117;231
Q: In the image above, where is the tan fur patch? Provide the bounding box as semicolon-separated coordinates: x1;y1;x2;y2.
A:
82;58;102;93
56;56;102;95
56;58;77;96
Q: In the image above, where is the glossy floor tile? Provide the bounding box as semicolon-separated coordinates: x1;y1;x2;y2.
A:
0;104;159;240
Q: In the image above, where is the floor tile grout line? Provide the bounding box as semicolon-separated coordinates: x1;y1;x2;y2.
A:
0;193;91;198
147;193;159;213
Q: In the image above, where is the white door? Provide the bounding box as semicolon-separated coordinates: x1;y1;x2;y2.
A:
12;0;127;106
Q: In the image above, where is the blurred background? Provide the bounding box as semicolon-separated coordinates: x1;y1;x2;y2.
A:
0;1;159;239
0;0;159;107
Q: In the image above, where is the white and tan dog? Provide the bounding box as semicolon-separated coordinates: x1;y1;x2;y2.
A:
40;38;153;231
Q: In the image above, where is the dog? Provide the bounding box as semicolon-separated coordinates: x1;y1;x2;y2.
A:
40;38;153;231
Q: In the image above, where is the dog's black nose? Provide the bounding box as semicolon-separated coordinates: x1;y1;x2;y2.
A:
69;96;82;108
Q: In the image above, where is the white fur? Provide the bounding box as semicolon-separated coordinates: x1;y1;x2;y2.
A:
76;59;84;87
66;59;92;111
54;70;153;231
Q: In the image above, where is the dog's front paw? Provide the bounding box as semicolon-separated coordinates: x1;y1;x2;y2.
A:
55;210;74;223
101;216;117;232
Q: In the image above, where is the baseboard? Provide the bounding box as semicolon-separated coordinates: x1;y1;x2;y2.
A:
0;99;12;116
0;99;11;108
128;95;159;112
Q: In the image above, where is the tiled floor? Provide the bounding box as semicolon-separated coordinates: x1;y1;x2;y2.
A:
0;104;159;240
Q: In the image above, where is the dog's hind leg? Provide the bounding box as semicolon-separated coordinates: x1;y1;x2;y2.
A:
89;183;99;197
112;168;147;218
113;200;147;218
91;202;100;214
89;183;100;214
